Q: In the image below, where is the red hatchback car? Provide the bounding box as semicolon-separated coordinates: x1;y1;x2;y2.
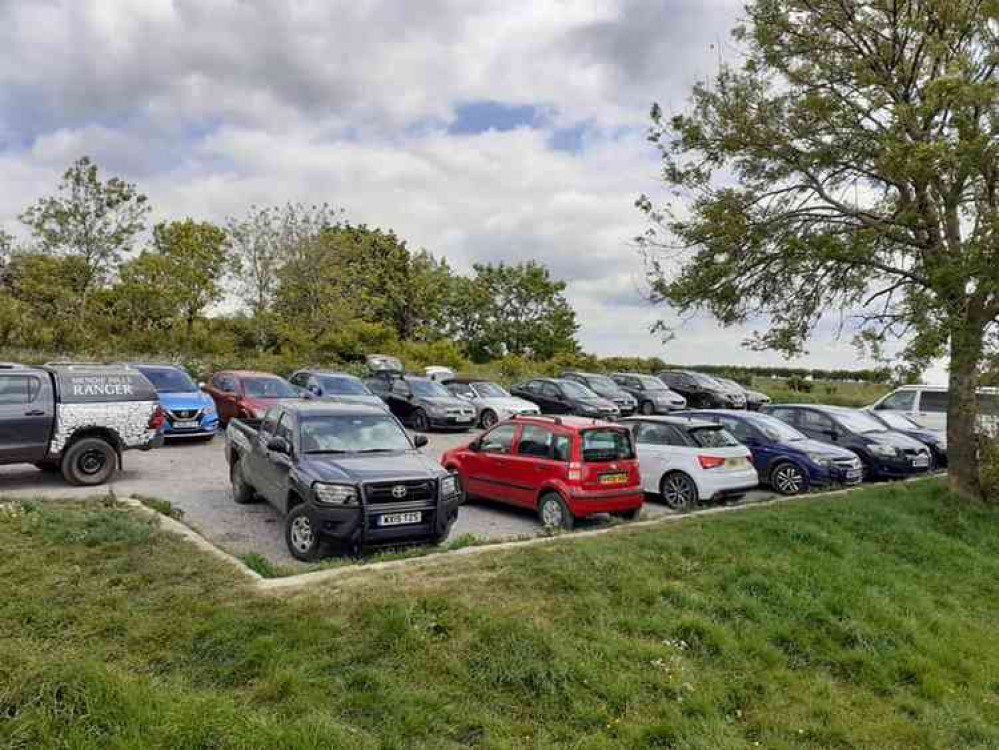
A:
441;415;643;530
204;370;301;425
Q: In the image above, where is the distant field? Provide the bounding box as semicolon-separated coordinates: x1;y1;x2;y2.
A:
4;479;999;749
755;378;892;407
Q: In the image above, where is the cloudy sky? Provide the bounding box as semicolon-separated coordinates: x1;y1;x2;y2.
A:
0;0;894;371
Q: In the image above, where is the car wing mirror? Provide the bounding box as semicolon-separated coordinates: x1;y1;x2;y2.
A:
413;434;429;448
468;439;481;452
267;436;291;455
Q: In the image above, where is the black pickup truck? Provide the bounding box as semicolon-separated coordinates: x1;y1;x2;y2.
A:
0;363;164;485
225;401;463;560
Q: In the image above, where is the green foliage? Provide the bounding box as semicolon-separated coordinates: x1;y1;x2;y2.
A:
239;553;280;578
979;434;999;502
6;481;999;748
639;0;999;497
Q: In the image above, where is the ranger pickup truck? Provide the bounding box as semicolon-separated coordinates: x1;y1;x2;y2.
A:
0;363;165;485
225;401;463;561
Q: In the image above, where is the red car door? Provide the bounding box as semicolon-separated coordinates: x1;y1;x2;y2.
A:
463;423;520;503
208;373;242;424
509;424;570;508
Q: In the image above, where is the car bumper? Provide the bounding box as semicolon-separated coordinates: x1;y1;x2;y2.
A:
811;464;864;487
164;415;220;437
870;455;931;478
306;493;463;546
568;487;644;517
695;468;759;501
428;415;477;429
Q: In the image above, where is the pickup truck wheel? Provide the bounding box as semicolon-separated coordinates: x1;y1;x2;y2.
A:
61;438;116;487
538;492;574;531
412;409;430;433
285;505;326;561
231;462;256;504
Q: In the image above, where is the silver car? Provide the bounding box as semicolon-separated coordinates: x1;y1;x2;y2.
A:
444;379;540;428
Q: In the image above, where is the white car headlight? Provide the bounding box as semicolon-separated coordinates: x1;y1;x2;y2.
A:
869;443;899;458
203;401;216;415
440;474;460;496
313;482;359;505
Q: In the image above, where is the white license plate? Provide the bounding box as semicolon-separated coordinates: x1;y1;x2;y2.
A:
846;469;862;481
726;457;749;469
912;456;929;468
457;416;472;422
378;511;421;526
173;420;198;429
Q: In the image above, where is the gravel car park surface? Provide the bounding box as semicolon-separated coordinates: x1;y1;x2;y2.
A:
0;428;775;570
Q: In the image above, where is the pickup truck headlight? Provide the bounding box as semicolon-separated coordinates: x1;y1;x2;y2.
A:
440;474;460;497
313;482;359;505
869;443;899;458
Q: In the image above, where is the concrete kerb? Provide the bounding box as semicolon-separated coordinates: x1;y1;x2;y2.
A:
118;474;942;594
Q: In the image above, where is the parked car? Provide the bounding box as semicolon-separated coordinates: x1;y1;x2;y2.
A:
870;384;999;433
621;415;758;509
865;409;948;469
443;378;540;428
441;415;642;529
561;371;638;415
126;363;219;440
366;375;476;431
609;372;687;414
763;404;932;480
204;370;302;425
657;370;745;409
0;362;164;486
684;409;863;495
226;402;462;560
510;378;620;418
288;369;386;410
712;376;771;411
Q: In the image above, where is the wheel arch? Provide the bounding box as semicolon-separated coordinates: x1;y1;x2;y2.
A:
63;426;123;459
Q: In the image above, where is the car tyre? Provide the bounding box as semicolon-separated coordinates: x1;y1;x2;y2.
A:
61;437;117;487
538;492;574;531
231;461;257;504
770;461;807;496
412;409;430;433
659;471;698;511
640;400;655;416
480;409;498;429
285;505;327;562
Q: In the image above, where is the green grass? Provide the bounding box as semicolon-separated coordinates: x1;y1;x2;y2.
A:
3;482;999;749
757;378;892;407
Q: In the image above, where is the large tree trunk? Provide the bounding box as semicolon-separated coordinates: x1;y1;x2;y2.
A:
947;322;985;500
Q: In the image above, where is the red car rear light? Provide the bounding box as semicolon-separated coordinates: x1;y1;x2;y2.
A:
148;406;166;430
697;455;726;470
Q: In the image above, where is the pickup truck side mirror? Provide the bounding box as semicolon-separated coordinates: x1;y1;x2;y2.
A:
413;434;429;448
267;436;291;455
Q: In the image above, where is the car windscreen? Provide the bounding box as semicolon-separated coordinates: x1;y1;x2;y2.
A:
833;410;885;434
750;414;806;442
318;375;370;396
690;372;721;387
874;410;920;431
138;367;197;393
243;377;298;399
637;376;669;391
584;376;622;396
689;426;740;447
300;414;412;453
409;379;451;398
560;380;599;399
472;382;509;398
581;429;635;462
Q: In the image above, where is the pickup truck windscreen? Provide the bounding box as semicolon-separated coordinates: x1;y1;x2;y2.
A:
244;378;297;399
300;414;413;453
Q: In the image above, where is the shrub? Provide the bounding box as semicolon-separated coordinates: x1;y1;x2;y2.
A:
979;433;999;501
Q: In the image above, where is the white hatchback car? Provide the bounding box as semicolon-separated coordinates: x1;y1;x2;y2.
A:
622;416;758;509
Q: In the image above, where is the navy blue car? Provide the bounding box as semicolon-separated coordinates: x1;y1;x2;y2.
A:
685;409;864;495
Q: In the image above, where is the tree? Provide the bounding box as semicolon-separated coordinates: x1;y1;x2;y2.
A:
151;219;231;336
449;261;579;361
638;0;999;499
20;156;150;313
1;254;90;349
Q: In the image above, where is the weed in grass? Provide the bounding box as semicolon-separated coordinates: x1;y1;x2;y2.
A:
133;495;184;520
240;552;280;578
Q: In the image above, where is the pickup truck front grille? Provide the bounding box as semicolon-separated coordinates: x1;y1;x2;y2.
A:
364;478;437;505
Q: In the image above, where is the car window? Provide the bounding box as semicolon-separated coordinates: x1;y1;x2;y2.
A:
448;382;476;399
392;379;411;396
300;414;412;453
553;434;571;461
979;392;999;417
689;426;739;448
318;375;370;396
473;382;509;398
634;422;683;446
138;367;197;393
919;391;948;413
582;429;635;462
0;375;38;405
480;424;517;454
213;374;237;393
718;417;753;441
877;390;917;411
800;410;834;432
260;408;280;435
767;407;799;426
275;413;294;444
366;378;390;396
516;425;556;459
409;380;451;398
540;382;561;399
243;377;297;399
289;373;306;387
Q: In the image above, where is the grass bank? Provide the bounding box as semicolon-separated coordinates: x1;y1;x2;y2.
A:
2;480;998;749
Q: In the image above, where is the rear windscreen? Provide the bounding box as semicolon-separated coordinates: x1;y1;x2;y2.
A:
582;429;635;462
689;426;739;448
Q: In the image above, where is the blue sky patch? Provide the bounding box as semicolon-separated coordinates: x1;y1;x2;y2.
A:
448;100;539;135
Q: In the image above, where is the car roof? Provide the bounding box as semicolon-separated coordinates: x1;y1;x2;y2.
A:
216;370;284;378
296;369;361;378
769;403;855;413
125;362;185;371
621;415;718;429
272;401;388;417
561;371;605;378
447;377;495;385
512;414;628;431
